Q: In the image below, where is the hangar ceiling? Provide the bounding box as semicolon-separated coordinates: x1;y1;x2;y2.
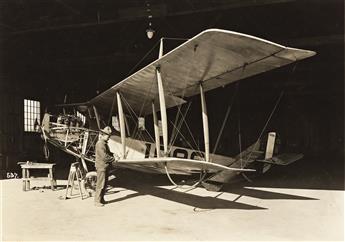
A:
0;0;343;102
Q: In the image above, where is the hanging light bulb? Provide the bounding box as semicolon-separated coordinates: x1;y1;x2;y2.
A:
146;22;155;39
145;1;154;39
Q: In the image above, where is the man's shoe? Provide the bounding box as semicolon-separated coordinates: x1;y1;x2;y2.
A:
94;202;104;207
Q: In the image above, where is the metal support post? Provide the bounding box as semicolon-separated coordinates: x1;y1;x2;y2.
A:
116;92;126;159
200;83;210;162
152;101;161;158
156;68;168;156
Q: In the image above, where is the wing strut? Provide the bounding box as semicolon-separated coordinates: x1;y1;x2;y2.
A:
156;67;168;156
156;39;168;156
80;130;89;172
93;105;101;129
152;101;161;158
200;83;210;162
116;92;126;159
159;38;164;59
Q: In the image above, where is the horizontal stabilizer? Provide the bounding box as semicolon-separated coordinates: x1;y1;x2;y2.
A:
117;157;256;173
257;153;304;165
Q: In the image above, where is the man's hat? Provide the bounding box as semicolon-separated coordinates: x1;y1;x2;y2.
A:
100;126;112;135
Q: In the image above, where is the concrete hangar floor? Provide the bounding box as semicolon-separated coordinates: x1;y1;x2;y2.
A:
1;157;344;241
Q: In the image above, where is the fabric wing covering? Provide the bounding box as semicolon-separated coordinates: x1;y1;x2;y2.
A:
90;29;316;116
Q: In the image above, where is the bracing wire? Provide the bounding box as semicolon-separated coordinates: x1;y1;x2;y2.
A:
164;77;202;155
121;95;155;144
162;37;189;42
123;36;210;188
138;71;156;120
212;88;238;154
159;83;205;187
245;91;285;163
127;39;161;75
107;95;117;126
168;120;198;154
126;37;188;85
169;102;192;149
169;104;182;145
237;83;243;168
119;96;139;150
235;60;297;165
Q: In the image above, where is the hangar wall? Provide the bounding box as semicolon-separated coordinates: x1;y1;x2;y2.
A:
0;1;343;179
0;77;45;178
0;41;343;179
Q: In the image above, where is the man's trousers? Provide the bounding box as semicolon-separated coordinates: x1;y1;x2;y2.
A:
94;169;107;203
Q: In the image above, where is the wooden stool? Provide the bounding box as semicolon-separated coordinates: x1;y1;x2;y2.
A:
18;162;56;191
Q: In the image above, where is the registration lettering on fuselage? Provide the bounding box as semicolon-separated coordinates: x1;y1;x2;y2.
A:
144;143;204;160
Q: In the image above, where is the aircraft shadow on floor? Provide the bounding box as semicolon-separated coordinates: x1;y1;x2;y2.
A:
105;176;317;210
221;185;318;201
105;182;266;210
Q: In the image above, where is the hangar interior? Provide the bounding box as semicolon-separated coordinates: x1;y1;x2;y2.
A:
0;0;344;241
0;0;343;178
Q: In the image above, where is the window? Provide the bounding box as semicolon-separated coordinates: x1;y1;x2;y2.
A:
24;99;40;132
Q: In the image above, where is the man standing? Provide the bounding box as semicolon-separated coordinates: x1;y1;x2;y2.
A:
94;126;115;207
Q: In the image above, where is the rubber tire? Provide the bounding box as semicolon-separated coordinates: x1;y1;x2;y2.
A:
84;171;97;197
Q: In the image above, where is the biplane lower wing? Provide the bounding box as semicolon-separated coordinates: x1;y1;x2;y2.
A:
117;157;255;174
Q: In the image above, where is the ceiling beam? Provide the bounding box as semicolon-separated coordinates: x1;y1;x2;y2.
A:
166;0;296;17
54;0;80;15
36;52;140;67
10;0;296;35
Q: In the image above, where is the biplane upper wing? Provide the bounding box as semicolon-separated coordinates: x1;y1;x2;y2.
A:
116;157;255;174
89;29;315;115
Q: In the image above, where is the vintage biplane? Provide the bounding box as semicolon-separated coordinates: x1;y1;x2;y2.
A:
40;29;315;192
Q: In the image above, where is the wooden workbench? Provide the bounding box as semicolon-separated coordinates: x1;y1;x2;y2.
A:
18;162;56;191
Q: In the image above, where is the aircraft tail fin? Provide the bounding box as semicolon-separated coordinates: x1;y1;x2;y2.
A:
256;131;304;166
259;131;276;173
264;132;276;160
234;131;276;163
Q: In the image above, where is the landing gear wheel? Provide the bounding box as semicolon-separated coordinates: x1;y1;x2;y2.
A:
84;171;97;197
